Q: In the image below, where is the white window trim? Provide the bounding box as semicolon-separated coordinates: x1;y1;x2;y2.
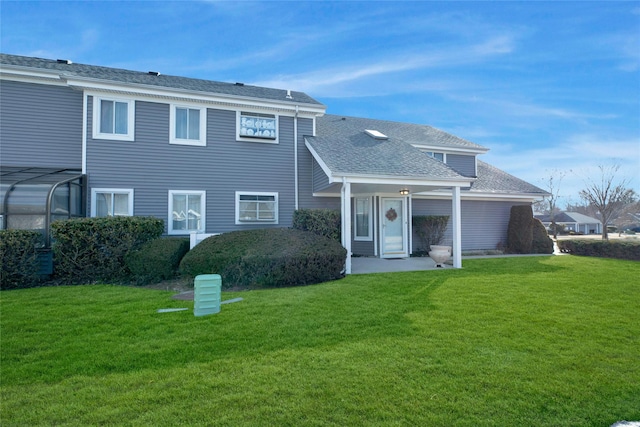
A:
236;111;279;144
91;188;134;217
425;151;446;162
354;196;373;241
169;103;207;146
235;191;279;224
92;96;135;141
168;190;206;235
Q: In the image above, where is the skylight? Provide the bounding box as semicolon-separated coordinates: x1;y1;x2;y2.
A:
364;129;388;140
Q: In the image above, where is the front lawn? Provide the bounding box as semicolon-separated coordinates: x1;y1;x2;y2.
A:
1;256;639;426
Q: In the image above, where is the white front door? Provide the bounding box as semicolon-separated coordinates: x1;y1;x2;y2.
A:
381;198;408;257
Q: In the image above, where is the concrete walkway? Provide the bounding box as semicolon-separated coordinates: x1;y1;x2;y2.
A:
351;256;446;274
351;253;557;274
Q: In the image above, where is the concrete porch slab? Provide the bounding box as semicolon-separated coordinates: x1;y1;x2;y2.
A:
351;256;449;274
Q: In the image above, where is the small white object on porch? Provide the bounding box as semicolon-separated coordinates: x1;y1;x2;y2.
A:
189;232;221;250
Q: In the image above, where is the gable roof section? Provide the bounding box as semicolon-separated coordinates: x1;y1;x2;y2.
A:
0;53;323;108
471;161;548;196
306;114;472;183
536;212;600;224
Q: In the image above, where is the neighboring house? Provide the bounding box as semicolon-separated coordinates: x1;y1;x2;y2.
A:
0;53;548;273
535;212;602;234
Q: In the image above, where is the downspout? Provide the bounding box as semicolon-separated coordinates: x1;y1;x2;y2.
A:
294;105;299;210
82;93;88;174
342;178;352;274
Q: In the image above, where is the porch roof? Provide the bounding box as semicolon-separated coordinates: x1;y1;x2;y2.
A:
305;115;475;188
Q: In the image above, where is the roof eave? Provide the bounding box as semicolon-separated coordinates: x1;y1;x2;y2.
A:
62;75;327;114
411;143;489;155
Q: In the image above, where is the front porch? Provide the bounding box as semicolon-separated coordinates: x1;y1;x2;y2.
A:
351;256;451;274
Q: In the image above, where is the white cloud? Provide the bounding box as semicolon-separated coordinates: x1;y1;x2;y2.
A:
482;134;640;206
250;35;517;95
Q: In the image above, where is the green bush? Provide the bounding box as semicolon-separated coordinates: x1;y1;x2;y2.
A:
179;228;346;289
532;218;554;254
0;230;44;290
51;216;164;284
557;239;640;261
413;215;449;252
125;237;190;285
506;205;534;254
293;209;341;241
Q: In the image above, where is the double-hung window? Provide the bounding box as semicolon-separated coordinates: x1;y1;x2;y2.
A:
425;151;445;162
168;190;206;234
91;189;134;217
354;196;373;241
93;96;135;141
237;112;278;143
170;104;206;146
236;192;278;224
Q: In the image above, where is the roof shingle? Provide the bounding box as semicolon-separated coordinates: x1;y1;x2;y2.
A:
0;53;323;106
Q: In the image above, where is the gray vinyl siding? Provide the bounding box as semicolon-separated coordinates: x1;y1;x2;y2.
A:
447;154;476;177
311;158;333;193
0;80;82;168
411;198;529;251
86;98;299;234
298;120;340;210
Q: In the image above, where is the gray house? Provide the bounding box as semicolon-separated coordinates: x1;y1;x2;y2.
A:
535;212;602;234
0;53;547;273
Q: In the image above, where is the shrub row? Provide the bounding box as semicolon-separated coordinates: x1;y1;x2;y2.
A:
0;230;44;290
125;237;190;285
51;216;164;284
293;209;341;241
507;205;553;254
557;239;640;261
180;228;346;289
532;218;554;254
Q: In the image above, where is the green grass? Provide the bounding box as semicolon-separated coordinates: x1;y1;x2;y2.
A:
1;256;639;426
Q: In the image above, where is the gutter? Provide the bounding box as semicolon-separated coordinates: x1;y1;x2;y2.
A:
294;105;299;210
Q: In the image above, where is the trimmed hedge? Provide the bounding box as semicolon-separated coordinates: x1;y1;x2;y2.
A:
0;230;44;290
125;237;190;285
532;218;554;254
557;239;640;261
179;228;346;289
507;205;534;254
293;209;341;241
51;216;164;284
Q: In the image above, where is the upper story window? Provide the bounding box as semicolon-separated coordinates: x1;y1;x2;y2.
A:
93;97;135;141
236;192;278;224
170;104;207;146
91;189;134;217
237;112;278;143
425;151;445;162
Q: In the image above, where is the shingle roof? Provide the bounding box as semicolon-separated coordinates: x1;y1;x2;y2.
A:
535;212;600;223
306;115;470;180
0;53;323;106
316;114;487;151
472;161;548;195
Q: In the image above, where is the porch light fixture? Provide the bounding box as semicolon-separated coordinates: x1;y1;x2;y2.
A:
399;189;409;196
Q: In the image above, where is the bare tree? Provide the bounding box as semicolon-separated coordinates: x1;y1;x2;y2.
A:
579;163;636;240
541;169;566;239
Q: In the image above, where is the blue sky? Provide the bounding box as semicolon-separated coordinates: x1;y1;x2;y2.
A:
2;1;638;207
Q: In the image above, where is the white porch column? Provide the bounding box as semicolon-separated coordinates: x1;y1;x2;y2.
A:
451;186;462;268
342;180;352;274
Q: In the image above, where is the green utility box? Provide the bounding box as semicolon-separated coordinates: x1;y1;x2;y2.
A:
194;274;221;316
